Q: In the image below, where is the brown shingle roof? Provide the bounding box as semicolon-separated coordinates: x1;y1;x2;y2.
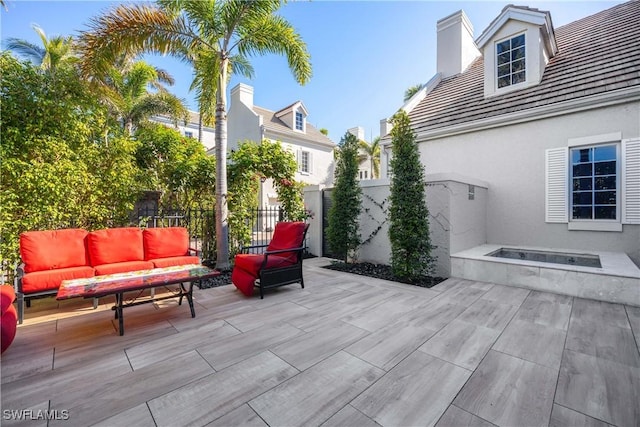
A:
408;1;640;135
253;106;335;148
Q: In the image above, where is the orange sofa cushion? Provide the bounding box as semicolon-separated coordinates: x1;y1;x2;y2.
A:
151;256;200;269
20;229;89;273
93;260;154;276
88;228;144;266
143;227;192;260
21;266;95;293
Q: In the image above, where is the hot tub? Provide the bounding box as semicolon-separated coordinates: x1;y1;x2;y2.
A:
487;248;602;268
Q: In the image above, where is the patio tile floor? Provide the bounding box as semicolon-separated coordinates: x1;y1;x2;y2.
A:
1;256;638;427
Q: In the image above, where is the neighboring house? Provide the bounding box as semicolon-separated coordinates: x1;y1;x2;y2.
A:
348;126;373;180
380;2;640;265
227;83;336;207
151;111;216;151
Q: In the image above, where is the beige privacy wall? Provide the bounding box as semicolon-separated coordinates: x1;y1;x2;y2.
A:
303;174;488;278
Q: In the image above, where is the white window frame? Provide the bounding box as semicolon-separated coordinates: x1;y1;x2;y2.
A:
568;143;620;228
300;150;310;174
295;111;304;131
495;32;526;91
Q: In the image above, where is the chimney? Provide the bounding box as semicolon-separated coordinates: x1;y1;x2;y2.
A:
231;83;253;109
437;10;480;78
380;119;392;138
348;126;365;141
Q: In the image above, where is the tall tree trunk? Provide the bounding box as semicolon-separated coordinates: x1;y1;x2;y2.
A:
198;110;203;143
214;57;230;270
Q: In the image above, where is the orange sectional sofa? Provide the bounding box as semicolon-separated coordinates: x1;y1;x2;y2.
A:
14;227;200;324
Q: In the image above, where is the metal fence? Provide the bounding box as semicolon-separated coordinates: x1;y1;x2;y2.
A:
134;206;285;259
1;206;291;283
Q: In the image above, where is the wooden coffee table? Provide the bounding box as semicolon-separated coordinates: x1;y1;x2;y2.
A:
57;264;219;335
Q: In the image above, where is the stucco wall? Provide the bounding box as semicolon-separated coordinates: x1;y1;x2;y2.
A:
227;99;261;152
304;175;488;278
416;102;640;265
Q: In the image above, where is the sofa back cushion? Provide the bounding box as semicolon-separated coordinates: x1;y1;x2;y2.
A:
20;229;89;273
88;228;144;266
143;227;190;260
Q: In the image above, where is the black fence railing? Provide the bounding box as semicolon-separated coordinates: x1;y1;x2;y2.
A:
1;206;296;283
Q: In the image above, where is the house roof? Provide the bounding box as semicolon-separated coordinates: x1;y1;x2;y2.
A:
407;1;640;137
253;106;335;148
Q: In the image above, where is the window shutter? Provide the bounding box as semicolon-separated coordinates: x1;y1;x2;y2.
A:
545;147;568;223
308;152;313;174
296;149;301;172
622;138;640;224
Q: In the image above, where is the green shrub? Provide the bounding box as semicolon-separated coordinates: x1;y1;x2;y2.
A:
388;110;435;280
327;132;362;263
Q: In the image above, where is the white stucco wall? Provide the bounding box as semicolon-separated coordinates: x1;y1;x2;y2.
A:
415;102;640;265
150;116;215;151
227;96;261;152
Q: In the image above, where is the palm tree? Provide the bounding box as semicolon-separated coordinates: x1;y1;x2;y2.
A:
98;59;188;135
5;24;76;72
358;137;381;179
79;0;312;269
403;83;423;102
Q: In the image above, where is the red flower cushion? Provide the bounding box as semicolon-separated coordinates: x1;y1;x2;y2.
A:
88;228;144;266
20;229;89;273
143;227;191;260
21;266;95;293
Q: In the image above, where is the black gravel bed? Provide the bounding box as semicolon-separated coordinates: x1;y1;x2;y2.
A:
323;261;446;288
197;269;232;289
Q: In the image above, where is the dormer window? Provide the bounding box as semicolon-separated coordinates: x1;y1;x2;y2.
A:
295;111;304;131
497;33;526;88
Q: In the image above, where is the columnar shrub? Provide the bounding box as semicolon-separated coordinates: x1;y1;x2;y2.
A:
327;132;362;263
388;110;435;280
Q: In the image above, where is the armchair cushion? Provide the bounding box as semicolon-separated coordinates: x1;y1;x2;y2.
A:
266;221;307;262
88;228;144;266
20;229;89;273
232;253;297;297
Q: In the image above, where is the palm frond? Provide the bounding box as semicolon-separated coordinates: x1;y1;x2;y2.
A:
78;4;199;79
4;38;46;65
236;13;312;85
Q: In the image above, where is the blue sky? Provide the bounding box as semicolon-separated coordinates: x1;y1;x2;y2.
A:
1;0;624;142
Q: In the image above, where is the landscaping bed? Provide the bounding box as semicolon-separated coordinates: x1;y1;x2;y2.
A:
323;261;446;288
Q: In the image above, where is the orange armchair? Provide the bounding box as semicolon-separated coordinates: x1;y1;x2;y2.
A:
231;221;309;298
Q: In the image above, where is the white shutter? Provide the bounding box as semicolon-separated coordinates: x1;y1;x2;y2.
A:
622;138;640;224
545;147;568;223
296;149;301;172
308;152;313;175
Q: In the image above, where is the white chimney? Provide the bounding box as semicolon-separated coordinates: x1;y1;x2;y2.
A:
348;126;365;141
380;119;392;138
437;10;480;78
231;83;253;109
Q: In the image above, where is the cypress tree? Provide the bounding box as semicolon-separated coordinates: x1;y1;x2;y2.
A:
327;132;362;263
388;110;435;280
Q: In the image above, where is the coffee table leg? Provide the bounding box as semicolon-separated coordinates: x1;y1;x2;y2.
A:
183;282;195;318
116;292;124;336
